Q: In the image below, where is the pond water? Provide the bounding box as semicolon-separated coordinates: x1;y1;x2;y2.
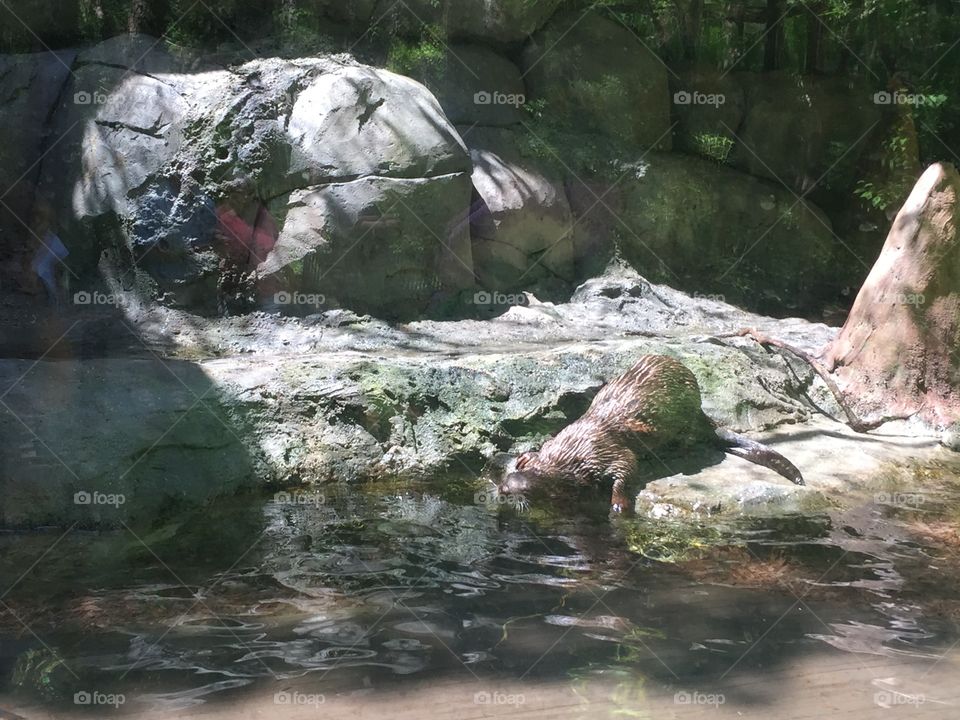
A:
1;472;959;718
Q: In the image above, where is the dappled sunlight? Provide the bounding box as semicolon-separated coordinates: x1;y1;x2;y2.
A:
2;2;960;719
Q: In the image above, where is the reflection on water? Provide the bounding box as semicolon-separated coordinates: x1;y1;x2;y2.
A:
1;473;960;716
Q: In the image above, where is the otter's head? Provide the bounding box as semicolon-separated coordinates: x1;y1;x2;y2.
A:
498;451;545;499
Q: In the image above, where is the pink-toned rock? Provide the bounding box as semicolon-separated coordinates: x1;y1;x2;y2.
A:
825;162;960;428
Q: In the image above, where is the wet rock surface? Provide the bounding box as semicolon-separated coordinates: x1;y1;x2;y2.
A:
2;263;953;528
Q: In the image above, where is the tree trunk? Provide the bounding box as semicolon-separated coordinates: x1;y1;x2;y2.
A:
128;0;170;36
763;0;786;70
684;0;703;60
805;4;824;73
824;163;960;429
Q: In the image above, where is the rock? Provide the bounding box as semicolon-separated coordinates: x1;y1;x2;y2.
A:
669;65;745;162
825;163;960;428
731;72;881;196
942;423;960;451
0;50;76;286
284;64;471;184
75;33;185;74
635;416;943;519
66;66;191;218
0;357;255;529
636;475;830;519
202;333;815;488
397;44;526;127
260;172;474;317
458;126;574;293
30;37;475;315
2;264;842;527
565;151;837;311
6;271;947;528
382;0;566;44
35;35;208;280
522;11;671;149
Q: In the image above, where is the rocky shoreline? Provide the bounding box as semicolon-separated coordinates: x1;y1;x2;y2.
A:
3;263;955;529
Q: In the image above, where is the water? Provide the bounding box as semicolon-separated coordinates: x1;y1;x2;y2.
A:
1;472;959;718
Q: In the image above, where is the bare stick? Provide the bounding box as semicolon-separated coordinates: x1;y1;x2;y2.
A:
735;328;917;433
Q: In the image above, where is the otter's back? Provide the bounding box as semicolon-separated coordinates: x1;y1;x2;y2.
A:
588;355;710;447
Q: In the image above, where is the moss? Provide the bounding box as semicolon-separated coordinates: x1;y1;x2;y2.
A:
620;518;736;563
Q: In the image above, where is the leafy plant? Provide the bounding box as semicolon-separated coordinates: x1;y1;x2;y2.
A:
690;132;734;164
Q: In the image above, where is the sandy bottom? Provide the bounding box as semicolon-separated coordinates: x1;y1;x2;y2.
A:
1;642;957;720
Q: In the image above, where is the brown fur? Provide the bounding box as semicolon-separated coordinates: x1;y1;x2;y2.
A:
500;354;803;510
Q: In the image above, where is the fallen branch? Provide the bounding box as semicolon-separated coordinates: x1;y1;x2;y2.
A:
733;328;918;433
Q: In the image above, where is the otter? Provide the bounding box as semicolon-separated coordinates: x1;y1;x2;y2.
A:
498;355;804;512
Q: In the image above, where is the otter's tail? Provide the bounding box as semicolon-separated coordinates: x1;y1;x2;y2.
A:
714;428;804;486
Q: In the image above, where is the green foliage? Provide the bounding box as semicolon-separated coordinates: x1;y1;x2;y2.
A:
515;121;634;179
690;132;734;164
11;649;71;701
855;123;925;212
855;180;893;212
273;2;329;56
386;35;445;76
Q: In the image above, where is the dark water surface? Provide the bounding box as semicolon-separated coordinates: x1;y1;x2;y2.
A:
2;473;959;718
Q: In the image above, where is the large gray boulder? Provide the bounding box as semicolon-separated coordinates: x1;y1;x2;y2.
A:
261;172;474;316
36;35;218;282
34;36;475;317
522;11;671;149
284;64;471;183
459;126;574;293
